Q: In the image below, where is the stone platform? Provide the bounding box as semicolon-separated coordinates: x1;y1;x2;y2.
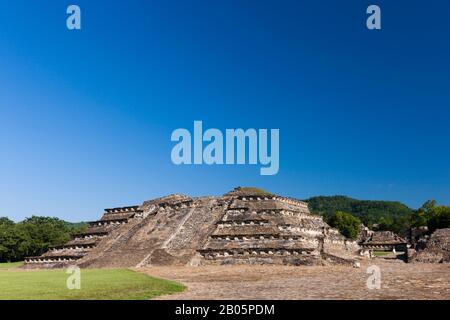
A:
25;187;361;268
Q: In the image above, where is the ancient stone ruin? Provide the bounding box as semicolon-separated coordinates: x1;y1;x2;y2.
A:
408;228;450;263
359;228;408;252
25;187;361;268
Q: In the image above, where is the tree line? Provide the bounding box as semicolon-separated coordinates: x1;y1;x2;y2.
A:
306;196;450;240
0;216;87;263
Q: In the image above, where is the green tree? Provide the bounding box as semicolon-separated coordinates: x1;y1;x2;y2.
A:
411;210;429;227
427;206;450;232
0;216;87;263
16;216;73;257
411;200;437;227
0;221;29;262
0;217;14;226
420;200;437;213
327;211;362;240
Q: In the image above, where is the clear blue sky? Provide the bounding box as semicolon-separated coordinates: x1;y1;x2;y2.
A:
1;0;449;222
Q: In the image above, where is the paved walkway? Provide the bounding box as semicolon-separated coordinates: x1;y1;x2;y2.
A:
140;260;450;300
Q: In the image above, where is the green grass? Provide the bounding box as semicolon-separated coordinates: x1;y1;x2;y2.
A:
0;262;24;269
0;268;185;300
373;251;392;256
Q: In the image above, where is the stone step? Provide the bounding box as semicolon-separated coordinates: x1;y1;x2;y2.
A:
198;248;315;259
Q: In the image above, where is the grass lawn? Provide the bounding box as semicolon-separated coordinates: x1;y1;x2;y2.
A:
0;268;185;300
0;262;24;269
373;251;393;256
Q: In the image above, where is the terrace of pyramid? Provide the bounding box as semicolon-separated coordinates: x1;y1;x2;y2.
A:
24;187;361;268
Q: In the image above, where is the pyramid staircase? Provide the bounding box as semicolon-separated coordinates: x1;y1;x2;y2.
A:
24;188;361;268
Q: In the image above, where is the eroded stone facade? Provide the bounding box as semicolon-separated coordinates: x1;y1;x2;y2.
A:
25;188;361;268
408;228;450;263
359;229;407;252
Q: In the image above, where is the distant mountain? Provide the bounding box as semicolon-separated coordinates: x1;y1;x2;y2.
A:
304;195;414;233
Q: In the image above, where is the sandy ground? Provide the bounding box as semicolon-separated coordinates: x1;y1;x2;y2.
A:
139;259;450;300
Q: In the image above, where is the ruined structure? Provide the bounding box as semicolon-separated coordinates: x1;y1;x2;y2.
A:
25;188;360;268
25;206;142;266
407;226;429;245
408;228;450;263
359;228;407;252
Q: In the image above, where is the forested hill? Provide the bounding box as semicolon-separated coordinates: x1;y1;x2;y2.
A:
305;196;414;233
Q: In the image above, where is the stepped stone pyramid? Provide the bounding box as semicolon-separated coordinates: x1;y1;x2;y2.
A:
25;187;360;268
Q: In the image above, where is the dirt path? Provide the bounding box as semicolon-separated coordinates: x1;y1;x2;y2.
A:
139;260;450;300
